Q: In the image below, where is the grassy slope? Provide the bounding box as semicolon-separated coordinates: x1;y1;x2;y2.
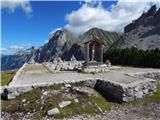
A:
1;72;160;119
1;70;17;86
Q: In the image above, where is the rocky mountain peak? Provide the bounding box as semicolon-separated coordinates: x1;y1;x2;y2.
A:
85;27;106;37
146;5;157;17
155;8;160;18
124;5;159;33
111;5;160;50
80;27;121;50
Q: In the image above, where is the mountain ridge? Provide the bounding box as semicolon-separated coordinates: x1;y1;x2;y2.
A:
111;5;160;50
1;27;120;70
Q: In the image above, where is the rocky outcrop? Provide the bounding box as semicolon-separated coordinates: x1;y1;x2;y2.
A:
111;5;160;50
61;43;84;61
33;28;77;62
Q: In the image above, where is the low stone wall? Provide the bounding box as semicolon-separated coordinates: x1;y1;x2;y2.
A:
8;63;28;87
126;71;160;79
95;79;125;102
94;78;156;102
2;64;159;102
3;76;157;102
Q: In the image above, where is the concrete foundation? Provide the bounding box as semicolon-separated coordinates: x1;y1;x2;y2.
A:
2;63;160;102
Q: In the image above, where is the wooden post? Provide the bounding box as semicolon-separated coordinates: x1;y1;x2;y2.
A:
86;43;89;63
100;45;103;63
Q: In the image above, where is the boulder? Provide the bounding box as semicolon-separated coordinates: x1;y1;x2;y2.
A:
47;108;60;116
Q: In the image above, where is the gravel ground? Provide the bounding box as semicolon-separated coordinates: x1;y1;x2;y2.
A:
2;100;160;120
62;100;160;120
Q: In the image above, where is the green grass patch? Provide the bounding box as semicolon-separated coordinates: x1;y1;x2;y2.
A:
1;76;160;119
88;93;110;111
1;70;17;86
42;83;63;90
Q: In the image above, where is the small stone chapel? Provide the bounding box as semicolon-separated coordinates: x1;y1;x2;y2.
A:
83;37;104;66
82;37;109;73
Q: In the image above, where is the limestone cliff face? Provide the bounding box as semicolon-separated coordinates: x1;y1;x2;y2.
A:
111;5;160;50
33;29;77;62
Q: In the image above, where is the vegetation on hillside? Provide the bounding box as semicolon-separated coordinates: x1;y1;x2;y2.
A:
1;70;17;86
104;47;160;68
1;76;160;119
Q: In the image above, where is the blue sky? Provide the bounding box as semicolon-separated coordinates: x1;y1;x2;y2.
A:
1;1;83;51
1;0;159;55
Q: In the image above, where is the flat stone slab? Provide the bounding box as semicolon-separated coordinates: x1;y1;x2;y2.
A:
8;63;160;87
5;63;160;102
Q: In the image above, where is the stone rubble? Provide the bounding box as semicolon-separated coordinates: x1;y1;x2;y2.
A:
43;60;83;72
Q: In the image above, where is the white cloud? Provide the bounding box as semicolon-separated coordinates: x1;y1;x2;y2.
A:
0;48;7;54
65;0;160;35
1;43;32;55
9;45;25;49
1;0;32;16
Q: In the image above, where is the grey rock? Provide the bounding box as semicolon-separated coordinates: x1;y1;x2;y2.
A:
42;91;48;96
22;99;26;103
64;84;71;88
134;91;144;99
59;101;71;108
47;108;60;116
70;55;76;61
74;98;79;103
7;93;16;99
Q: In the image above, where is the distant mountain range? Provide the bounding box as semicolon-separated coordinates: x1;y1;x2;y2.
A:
1;28;121;70
1;5;160;70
